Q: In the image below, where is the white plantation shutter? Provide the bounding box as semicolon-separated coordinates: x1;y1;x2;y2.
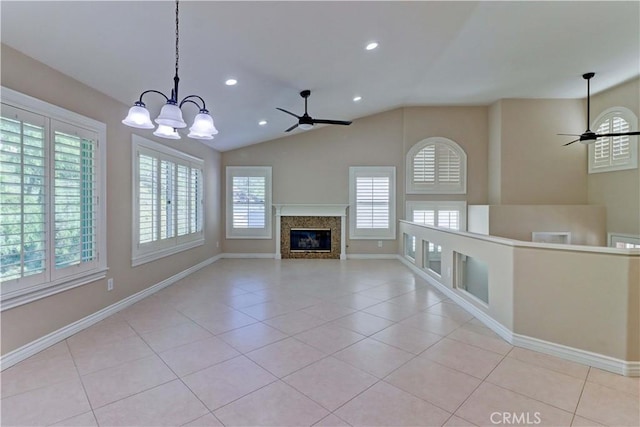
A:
438;210;460;230
160;159;174;240
226;166;272;239
190;168;202;234
138;154;158;244
51;122;99;276
349;167;396;239
413;209;435;226
407;137;466;194
176;164;189;237
0;106;47;284
133;136;204;265
407;201;466;231
413;146;436;184
356;176;390;229
232;176;266;229
589;108;638;174
1;89;107;308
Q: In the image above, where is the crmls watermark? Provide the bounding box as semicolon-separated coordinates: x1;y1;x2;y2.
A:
490;412;542;425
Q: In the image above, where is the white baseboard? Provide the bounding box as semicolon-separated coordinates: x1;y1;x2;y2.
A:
1;256;219;370
397;255;639;377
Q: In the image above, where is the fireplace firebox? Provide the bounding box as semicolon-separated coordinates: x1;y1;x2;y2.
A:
290;228;331;253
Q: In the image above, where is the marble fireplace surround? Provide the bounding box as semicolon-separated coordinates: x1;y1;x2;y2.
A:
274;204;348;260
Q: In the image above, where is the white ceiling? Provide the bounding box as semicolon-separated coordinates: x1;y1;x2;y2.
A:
2;1;639;151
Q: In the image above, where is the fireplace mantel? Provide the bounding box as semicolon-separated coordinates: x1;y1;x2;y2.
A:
273;204;348;217
273;204;349;259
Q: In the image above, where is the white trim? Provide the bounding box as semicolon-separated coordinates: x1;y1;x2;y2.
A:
608;232;640;248
398;220;639;255
349;166;396;240
406;200;467;231
1;269;108;312
512;333;640;377
406;137;467;194
1;87;108;308
0;256;218;370
132;240;205;267
398;255;638;377
131;135;205;266
226;166;273;239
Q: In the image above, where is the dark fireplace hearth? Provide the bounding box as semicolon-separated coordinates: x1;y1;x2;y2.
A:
290;228;331;253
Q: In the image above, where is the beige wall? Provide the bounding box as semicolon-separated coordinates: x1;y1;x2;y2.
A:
222;106;489;255
488;100;502;204
1;45;222;354
587;77;640;236
513;247;639;361
468;204;606;246
499;99;587;204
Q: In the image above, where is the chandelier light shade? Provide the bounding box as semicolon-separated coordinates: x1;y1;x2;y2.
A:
154;124;181;139
122;0;217;140
122;102;155;129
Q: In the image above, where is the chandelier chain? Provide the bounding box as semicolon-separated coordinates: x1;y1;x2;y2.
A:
175;0;179;76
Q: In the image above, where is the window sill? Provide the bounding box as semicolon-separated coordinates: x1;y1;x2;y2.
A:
132;238;204;267
1;269;108;311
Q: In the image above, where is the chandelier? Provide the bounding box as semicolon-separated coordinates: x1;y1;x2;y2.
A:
122;0;217;140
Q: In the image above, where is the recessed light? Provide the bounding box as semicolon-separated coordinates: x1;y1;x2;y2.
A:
353;96;362;102
365;42;378;51
258;120;267;126
225;78;238;86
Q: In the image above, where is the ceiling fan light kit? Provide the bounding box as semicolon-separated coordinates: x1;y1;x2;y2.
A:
560;72;640;146
277;89;353;132
122;0;218;140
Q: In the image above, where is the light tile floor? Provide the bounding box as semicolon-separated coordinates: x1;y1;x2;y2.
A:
1;259;639;426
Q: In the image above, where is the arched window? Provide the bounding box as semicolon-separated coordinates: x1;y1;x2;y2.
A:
589;107;638;174
406;137;467;194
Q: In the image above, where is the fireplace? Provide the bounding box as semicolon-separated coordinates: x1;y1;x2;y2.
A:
274;204;348;260
290;228;331;253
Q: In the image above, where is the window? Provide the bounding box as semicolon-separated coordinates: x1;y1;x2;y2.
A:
1;87;107;309
406;201;467;231
406;137;467;194
132;135;204;266
349;166;396;239
226;166;272;239
589;107;638;174
608;233;640;249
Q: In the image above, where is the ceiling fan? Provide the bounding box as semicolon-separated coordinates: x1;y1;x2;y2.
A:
277;90;352;132
559;72;640;146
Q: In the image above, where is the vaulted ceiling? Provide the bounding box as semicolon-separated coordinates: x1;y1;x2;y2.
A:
2;1;639;151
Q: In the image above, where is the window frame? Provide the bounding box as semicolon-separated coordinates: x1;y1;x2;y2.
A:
588;107;638;174
1;87;107;310
131;135;204;266
349;166;396;240
226;166;273;239
608;232;640;249
406;200;467;231
406;137;467;194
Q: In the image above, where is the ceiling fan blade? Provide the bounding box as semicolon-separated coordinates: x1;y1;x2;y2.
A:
277;108;301;119
285;123;299;132
596;131;640;137
312;119;352;126
563;138;581;146
557;133;582;137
